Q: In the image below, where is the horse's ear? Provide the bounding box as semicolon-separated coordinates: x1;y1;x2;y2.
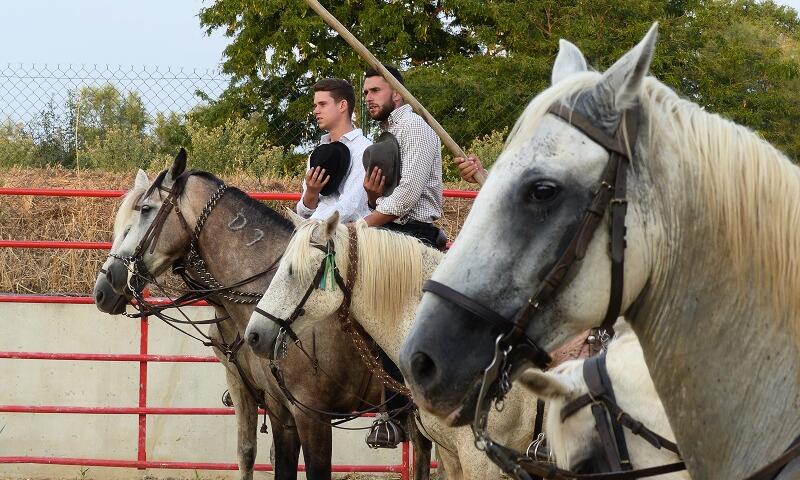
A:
134;169;149;190
323;211;340;239
285;208;306;228
593;22;658;111
518;369;570;400
552;39;588;85
170;148;187;179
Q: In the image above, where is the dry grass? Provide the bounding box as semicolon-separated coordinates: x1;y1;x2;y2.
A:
0;166;476;295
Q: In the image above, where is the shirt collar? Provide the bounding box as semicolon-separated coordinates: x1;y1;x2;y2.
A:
320;128;363;145
387;104;412;128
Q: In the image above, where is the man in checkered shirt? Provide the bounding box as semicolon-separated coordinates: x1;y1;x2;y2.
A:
361;65;444;448
362;65;444;248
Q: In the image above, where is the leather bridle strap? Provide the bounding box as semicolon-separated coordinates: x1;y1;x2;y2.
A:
583;354;632;471
253;260;326;343
422;104;639;370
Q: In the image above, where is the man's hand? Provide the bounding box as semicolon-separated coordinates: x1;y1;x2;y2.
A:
363;166;386;207
454;154;486;184
302;166;330;209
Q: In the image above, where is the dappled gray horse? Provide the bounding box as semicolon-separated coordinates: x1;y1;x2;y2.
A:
400;24;800;479
92;151;408;480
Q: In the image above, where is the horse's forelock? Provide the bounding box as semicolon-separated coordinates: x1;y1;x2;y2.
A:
113;186;146;240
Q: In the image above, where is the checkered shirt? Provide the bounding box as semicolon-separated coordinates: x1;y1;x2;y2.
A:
375;104;444;224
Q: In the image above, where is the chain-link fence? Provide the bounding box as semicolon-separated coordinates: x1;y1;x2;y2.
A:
0;63;515;179
1;63;228;123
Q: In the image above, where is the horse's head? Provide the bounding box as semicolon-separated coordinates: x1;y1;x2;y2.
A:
93;149;197;313
245;211;350;358
400;25;660;423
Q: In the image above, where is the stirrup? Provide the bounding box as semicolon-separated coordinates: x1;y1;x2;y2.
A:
365;415;407;449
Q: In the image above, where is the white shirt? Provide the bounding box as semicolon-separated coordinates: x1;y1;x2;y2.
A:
296;128;372;223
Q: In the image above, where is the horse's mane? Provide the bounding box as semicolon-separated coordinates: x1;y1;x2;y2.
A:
506;72;800;327
640;79;800;322
284;219;431;319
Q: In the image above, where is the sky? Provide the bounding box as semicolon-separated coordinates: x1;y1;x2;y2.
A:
0;0;797;69
0;1;229;69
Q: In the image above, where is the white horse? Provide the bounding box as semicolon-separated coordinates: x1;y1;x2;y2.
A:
400;23;800;479
518;321;687;478
246;214;683;479
245;213;543;479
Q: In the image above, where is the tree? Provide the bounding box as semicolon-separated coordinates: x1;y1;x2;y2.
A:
199;0;800;164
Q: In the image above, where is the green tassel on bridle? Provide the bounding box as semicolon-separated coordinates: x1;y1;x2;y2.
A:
318;251;337;291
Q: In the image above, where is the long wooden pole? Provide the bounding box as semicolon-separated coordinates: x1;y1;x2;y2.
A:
304;0;487;185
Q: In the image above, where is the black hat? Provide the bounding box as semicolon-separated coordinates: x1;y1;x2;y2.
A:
309;141;351;196
362;132;401;196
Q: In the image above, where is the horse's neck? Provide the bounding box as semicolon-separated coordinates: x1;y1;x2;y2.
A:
183;186;293;331
630;144;800;477
350;245;441;364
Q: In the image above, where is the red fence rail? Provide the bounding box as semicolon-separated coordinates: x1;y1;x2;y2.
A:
1;187;475;478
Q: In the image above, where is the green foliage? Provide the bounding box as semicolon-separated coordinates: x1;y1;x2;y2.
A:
70;84;150;148
80;126;160;172
198;0;800;163
153;112;191;156
186;114;304;177
0;121;37;167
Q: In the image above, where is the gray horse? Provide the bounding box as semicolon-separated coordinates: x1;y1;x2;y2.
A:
400;24;800;479
93;151;430;480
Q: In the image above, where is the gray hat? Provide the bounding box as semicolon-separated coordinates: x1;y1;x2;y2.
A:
362;131;401;196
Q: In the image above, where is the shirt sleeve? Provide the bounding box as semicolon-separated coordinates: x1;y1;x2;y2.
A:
376;123;440;218
296;157;315;218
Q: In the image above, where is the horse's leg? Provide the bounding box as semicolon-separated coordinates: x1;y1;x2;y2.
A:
294;410;332;480
405;412;432;480
434;447;462;480
271;414;302;480
225;369;258;480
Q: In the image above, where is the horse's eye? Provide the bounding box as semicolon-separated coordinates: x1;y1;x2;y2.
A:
530;182;560;202
140;205;152;213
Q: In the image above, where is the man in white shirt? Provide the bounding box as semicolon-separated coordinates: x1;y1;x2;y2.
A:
296;78;372;222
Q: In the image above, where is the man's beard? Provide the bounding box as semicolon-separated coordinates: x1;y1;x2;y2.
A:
369;99;395;122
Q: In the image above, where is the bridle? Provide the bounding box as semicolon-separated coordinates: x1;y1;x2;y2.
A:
104;169;283;430
421;101;800;479
422;101;638;461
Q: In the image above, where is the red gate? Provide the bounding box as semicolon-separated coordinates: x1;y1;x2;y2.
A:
0;186;476;479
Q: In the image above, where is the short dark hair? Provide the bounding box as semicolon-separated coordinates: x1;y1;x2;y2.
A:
313;78;356;116
364;65;404;86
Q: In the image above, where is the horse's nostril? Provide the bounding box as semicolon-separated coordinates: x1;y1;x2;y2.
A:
95;290;105;304
410;351;438;387
247;332;260;347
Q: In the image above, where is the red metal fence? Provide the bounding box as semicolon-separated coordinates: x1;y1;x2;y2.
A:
0;186;477;479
